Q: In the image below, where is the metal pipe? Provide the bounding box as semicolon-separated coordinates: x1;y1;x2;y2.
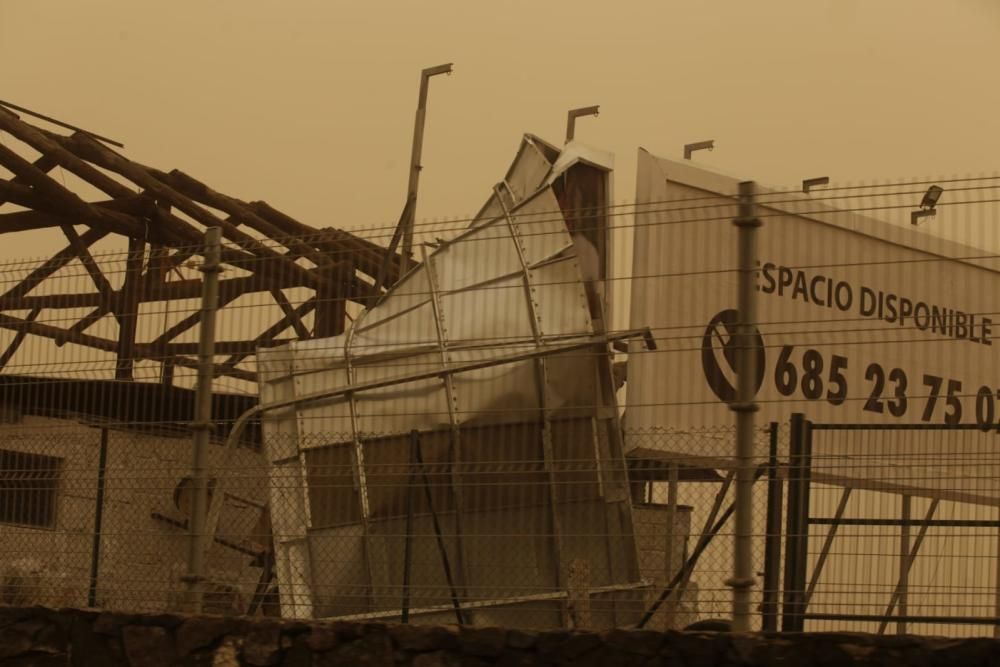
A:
664;461;679;628
729;180;760;632
87;427;109;608
761;422;783;632
803;487;852;609
995;508;1000;639
783;413;807;632
638;465;767;628
182;226;222;614
401;63;453;274
414;432;465;625
565;106;599;143
809;518;1000;527
401;430;418;623
898;495;911;634
877;499;940;634
805;612;1000;626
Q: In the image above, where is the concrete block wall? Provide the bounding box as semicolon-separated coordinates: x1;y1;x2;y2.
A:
0;415;269;614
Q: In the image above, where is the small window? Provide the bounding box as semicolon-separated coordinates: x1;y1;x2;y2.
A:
0;449;61;528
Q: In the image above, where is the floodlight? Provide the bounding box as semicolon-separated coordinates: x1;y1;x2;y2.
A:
920;185;944;210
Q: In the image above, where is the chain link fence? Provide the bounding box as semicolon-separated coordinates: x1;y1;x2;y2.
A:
1;142;999;636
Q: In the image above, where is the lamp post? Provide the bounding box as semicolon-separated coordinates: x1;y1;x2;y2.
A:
802;177;829;193
683;140;715;160
566;106;600;143
400;63;453;274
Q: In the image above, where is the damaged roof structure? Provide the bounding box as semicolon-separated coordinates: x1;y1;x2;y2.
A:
0;100;401;392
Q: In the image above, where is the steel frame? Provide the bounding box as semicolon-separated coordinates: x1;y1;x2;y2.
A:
780;417;1000;633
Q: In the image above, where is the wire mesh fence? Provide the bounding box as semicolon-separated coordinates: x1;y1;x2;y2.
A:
2;105;1000;634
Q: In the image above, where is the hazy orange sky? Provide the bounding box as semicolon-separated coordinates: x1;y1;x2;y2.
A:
1;0;998;260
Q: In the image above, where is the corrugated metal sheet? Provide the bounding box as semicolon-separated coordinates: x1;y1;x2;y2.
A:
257;135;641;625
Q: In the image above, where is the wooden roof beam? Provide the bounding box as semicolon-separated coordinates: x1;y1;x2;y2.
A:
0;194;155;234
0;153;59;207
0;143;153;239
57;131;321;290
248;200;403;286
0;310;255;383
154;169;338;274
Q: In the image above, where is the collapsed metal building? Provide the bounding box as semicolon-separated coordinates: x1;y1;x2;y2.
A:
253;135;656;626
0;102;695;627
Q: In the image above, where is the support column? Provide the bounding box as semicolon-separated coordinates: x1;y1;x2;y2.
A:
761;422;783;632
729;180;760;632
898;495;911;634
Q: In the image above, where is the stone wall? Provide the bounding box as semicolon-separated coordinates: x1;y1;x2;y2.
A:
4;605;1000;666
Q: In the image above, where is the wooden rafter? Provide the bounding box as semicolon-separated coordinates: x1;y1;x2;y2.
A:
1;227;109;301
220;297;317;370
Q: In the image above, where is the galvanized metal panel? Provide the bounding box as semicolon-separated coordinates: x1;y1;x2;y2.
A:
259;137;638;624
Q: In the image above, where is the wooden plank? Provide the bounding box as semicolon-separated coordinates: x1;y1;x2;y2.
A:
0;307;40;369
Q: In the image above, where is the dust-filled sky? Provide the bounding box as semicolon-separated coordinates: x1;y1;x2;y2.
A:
0;0;998;261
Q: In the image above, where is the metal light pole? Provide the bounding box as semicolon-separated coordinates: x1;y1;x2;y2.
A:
400;63;453;274
729;181;760;632
683;140;714;159
182;226;222;613
565;106;599;143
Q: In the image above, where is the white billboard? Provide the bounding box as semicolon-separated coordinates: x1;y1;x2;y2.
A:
626;149;1000;501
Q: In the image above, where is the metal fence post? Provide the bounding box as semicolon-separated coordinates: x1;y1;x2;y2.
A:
729;181;760;631
761;422;783;632
182;226;222;613
87;427;110;608
783;412;812;631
